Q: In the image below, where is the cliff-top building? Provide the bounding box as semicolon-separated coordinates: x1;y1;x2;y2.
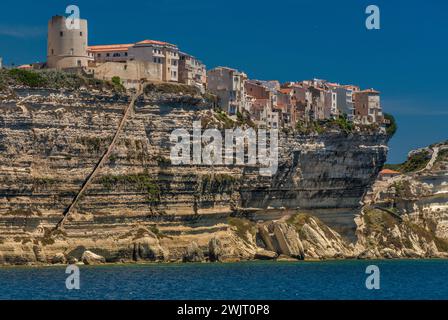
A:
46;15;205;89
353;89;383;125
207;67;248;116
47;15;92;69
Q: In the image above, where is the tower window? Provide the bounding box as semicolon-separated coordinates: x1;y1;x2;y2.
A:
60;31;63;37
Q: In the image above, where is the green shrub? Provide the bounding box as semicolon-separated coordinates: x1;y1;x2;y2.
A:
384;113;397;137
111;76;121;86
400;150;431;173
333;115;354;133
8;69;48;87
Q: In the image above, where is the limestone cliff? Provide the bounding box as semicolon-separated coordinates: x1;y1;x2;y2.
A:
0;84;388;265
356;142;448;258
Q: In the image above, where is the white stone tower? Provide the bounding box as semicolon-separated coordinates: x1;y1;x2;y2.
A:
47;15;91;69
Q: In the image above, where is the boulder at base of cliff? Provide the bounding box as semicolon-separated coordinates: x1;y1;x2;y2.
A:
133;235;168;262
254;248;278;260
286;214;354;259
276;254;298;262
183;241;205;262
209;231;256;262
51;253;67;264
257;222;305;259
67;256;78;265
81;250;106;265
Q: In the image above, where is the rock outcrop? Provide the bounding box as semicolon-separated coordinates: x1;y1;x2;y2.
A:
0;84;388;265
81;250;106;265
357;142;448;258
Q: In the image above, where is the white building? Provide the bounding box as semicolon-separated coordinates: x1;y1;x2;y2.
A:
128;40;179;82
207;67;248;116
47;15;92;69
335;86;355;120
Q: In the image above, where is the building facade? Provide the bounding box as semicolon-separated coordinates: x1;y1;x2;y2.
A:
178;52;207;89
128;40;179;82
353;89;383;124
207;67;248;116
47;15;92;69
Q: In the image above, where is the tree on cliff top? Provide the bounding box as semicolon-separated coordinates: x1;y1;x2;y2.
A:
384;113;397;137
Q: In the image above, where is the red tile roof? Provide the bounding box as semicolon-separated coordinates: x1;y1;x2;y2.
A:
380;169;400;175
136;39;176;47
88;44;133;52
88;39;177;53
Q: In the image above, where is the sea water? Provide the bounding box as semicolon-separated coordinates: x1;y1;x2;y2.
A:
0;260;447;300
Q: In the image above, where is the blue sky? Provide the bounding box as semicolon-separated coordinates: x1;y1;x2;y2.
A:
0;0;447;163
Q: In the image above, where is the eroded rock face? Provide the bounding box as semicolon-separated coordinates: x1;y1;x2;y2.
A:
357;142;448;258
0;87;388;265
183;241;205;263
208;232;256;262
257;222;304;259
254;215;355;260
354;207;448;259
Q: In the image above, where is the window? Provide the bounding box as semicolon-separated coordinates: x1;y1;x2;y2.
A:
106;53;110;57
124;65;127;70
51;49;54;55
97;53;101;57
60;31;63;37
153;57;157;63
125;52;128;56
80;32;83;36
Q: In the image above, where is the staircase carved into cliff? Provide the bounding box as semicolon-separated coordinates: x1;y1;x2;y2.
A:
55;82;144;230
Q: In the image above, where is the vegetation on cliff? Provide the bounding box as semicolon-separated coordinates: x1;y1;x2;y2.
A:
98;171;160;203
361;208;448;253
384;113;397;137
295;116;382;135
0;68;125;92
200;174;239;193
384;150;431;173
